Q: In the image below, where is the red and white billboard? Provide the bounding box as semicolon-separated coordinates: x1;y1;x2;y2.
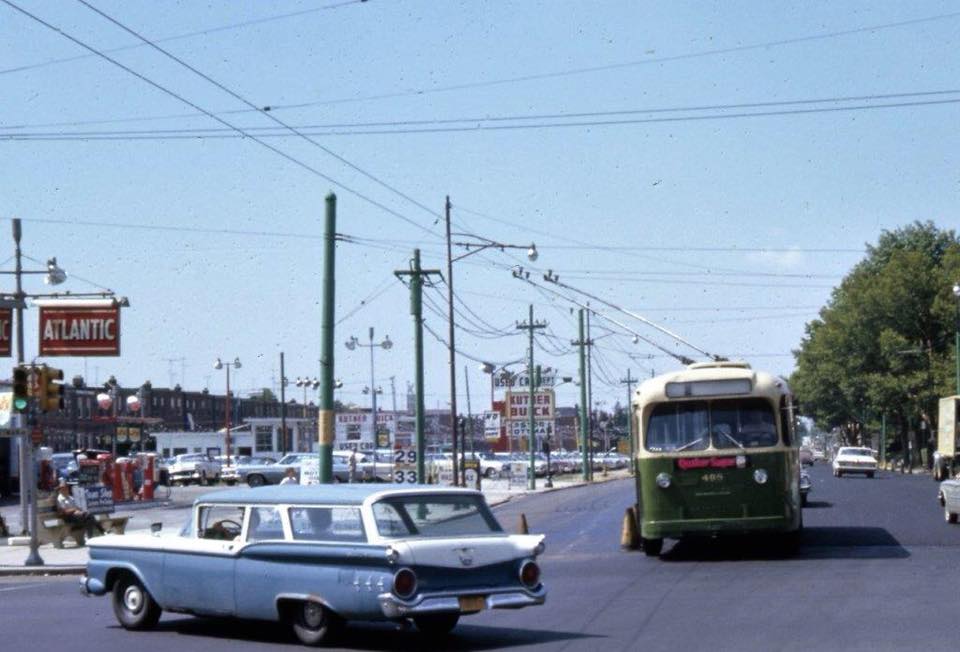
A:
38;301;121;356
0;306;11;357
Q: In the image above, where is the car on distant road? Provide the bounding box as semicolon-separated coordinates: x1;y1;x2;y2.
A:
81;484;547;644
832;447;878;478
167;453;221;486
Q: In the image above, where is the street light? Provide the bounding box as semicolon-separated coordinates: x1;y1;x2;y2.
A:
446;196;539;485
345;328;392;447
213;357;241;464
295;376;320;406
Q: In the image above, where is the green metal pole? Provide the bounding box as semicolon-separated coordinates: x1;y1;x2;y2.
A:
625;369;635;476
412;250;426;484
318;192;336;483
527;304;537;490
578;309;589;482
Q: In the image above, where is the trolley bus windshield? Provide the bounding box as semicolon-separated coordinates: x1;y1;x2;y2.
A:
646;398;779;452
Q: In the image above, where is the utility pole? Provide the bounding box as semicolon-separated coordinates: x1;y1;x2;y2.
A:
517;304;547;490
318;192;336;483
395;249;441;484
621;369;637;476
389;376;398;448
443;196;463;486
586;306;595;481
464;365;474;456
280;352;287;455
571;308;591;482
12;219;28;537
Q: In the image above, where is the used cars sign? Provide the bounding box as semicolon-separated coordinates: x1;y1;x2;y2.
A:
37;300;121;356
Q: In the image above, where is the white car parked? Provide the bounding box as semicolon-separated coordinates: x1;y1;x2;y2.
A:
167;453;221;486
832;446;878;478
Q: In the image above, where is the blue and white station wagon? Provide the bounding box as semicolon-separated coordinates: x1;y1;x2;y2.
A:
81;484;546;645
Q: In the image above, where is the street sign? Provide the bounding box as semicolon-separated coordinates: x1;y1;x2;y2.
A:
393;447;418;483
483;410;501;441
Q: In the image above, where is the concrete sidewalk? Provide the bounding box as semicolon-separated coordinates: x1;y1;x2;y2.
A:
0;469;631;576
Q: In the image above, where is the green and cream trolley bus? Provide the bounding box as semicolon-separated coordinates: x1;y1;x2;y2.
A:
633;361;801;557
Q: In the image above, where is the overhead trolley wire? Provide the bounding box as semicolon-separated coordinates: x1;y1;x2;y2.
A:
72;0;445;229
0;0;441;241
0;0;366;78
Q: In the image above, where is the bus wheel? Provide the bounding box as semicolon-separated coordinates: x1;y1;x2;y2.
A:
642;538;662;557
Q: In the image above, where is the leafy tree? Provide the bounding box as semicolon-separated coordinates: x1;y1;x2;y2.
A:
791;221;960;461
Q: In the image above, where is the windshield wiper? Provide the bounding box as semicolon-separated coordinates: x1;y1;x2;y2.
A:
676;437;706;452
716;430;746;450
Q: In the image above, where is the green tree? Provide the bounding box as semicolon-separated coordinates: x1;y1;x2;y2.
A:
791;221;960;461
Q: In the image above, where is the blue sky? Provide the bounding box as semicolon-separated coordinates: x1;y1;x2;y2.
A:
1;1;958;413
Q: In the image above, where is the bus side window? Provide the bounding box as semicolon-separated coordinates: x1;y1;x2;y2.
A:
780;396;792;446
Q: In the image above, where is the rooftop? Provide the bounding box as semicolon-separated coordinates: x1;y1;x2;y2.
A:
194;483;481;506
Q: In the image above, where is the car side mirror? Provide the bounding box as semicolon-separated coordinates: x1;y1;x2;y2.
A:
151;522;163;535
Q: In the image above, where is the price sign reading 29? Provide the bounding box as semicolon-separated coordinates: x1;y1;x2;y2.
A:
393;448;418;483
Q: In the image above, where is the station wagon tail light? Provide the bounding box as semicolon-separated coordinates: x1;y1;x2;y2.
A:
753;469;768;484
393;568;417;599
656;472;672;489
519;560;541;589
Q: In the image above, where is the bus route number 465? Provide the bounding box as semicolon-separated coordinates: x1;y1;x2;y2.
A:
393;448;418;483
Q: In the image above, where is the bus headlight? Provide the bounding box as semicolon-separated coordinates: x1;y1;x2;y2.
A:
753;469;768;484
655;472;672;489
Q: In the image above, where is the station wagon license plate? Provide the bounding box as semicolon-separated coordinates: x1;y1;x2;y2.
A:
459;595;487;612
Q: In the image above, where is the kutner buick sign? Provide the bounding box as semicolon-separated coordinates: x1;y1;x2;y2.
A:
38;300;121;356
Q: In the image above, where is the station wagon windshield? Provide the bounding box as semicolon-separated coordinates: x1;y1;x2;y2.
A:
372;495;503;538
646;398;779;452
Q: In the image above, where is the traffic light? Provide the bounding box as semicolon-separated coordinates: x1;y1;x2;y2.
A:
37;365;64;413
12;365;29;411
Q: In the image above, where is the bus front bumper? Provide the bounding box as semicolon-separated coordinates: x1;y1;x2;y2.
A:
642;514;797;539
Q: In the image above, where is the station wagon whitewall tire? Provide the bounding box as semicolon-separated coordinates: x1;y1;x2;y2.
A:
290;600;339;646
112;574;161;630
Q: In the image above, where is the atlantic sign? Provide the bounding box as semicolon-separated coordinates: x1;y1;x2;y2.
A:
0;306;11;357
38;301;121;356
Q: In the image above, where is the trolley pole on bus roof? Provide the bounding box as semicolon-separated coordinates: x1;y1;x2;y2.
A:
517;305;546;490
621;369;637;476
572;308;592;482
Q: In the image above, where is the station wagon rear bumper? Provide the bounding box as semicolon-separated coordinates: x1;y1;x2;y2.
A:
377;586;546;618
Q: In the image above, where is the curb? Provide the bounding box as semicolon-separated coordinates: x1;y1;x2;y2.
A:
0;565;85;577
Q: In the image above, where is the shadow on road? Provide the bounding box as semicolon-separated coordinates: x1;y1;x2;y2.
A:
148;616;600;650
657;526;908;562
802;500;833;509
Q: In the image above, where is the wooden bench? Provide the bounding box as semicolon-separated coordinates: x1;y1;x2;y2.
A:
36;495;131;548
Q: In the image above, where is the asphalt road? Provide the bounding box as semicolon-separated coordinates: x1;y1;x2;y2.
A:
4;465;960;651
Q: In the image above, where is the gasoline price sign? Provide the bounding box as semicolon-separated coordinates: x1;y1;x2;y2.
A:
393;448;418;483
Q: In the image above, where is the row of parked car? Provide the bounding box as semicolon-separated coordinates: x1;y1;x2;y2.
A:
156;449;633;488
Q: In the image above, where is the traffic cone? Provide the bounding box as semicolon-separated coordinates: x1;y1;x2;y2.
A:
519;513;529;535
621;507;639;549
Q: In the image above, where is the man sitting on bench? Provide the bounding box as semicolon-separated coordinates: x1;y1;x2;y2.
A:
56;479;104;539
